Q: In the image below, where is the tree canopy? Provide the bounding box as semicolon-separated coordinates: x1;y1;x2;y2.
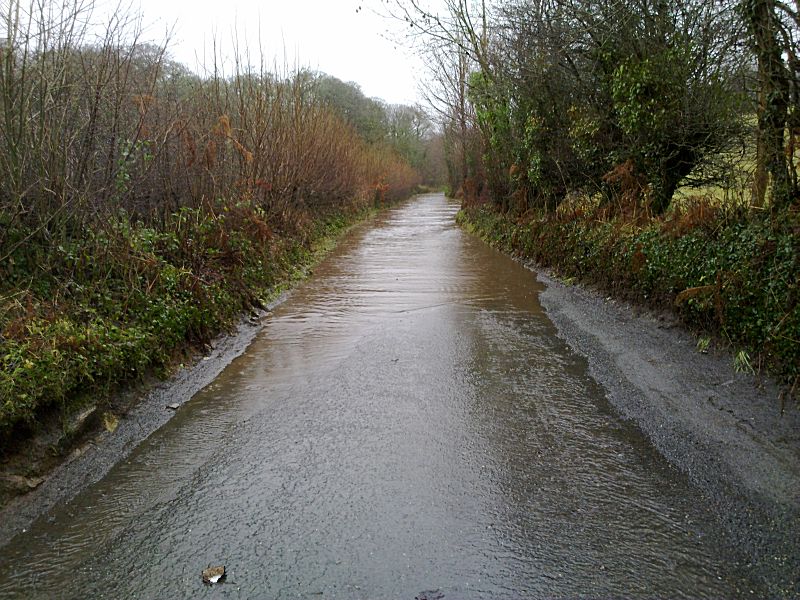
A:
393;0;799;213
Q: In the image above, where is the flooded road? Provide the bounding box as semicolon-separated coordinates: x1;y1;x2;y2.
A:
0;194;758;598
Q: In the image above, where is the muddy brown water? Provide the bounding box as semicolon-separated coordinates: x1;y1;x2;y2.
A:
0;194;761;598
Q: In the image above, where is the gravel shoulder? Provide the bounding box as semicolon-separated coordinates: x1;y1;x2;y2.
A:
535;267;800;594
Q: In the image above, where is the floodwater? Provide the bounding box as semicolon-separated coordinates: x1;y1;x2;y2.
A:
0;194;757;598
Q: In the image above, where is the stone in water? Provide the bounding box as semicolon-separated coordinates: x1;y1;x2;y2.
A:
202;565;226;585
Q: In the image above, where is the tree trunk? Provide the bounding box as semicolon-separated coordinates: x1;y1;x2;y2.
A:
743;0;792;210
458;50;469;196
651;147;697;215
751;87;769;207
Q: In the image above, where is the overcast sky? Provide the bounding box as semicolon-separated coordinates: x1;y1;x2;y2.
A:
101;0;427;106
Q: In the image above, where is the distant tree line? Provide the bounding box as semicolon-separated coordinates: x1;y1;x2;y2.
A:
311;73;446;185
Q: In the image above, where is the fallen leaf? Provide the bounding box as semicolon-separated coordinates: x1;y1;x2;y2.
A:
102;413;119;433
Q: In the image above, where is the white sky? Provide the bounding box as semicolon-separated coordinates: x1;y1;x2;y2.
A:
107;0;427;106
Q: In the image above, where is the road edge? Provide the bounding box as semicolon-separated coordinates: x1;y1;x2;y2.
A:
532;265;799;596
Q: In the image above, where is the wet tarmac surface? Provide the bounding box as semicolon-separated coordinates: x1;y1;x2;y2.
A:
0;194;762;598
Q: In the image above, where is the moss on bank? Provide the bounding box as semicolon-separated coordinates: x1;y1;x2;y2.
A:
0;200;382;449
458;204;799;395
